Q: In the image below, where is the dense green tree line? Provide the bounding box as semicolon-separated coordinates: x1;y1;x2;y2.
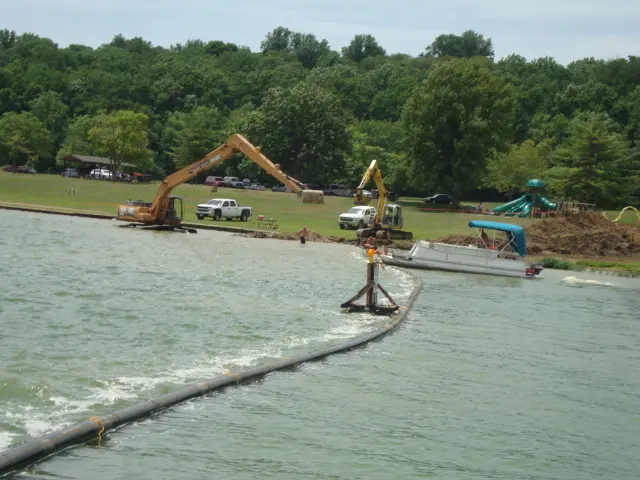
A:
0;27;639;207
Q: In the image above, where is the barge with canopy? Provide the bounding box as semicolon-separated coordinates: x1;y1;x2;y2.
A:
379;220;543;278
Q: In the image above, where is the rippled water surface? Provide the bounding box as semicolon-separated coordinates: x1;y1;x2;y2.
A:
1;209;639;480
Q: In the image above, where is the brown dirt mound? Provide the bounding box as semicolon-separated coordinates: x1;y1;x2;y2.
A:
524;212;640;256
235;230;414;249
433;212;640;257
432;234;485;248
237;230;344;244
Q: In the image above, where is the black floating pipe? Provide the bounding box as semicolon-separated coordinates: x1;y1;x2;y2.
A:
0;273;421;478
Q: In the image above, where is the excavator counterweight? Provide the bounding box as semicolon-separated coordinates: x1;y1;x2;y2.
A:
116;134;323;232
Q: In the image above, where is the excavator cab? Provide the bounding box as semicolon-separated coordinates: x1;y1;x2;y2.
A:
380;204;403;229
164;196;184;225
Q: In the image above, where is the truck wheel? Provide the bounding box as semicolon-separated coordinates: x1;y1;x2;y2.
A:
197;215;204;220
213;210;221;221
240;211;249;222
339;224;345;229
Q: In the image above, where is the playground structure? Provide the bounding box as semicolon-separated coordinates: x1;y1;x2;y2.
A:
556;200;597;214
493;179;557;218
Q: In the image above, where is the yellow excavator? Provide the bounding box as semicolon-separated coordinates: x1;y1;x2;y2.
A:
353;159;413;241
116;134;324;233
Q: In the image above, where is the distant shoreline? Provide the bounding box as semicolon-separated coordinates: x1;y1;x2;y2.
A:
2;202;638;277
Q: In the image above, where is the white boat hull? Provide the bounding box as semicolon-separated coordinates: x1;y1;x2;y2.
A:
380;240;530;278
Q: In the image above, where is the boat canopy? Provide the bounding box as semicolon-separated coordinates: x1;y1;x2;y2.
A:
468;220;527;257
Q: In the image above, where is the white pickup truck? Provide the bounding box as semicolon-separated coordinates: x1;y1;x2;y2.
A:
338;206;377;229
195;198;253;222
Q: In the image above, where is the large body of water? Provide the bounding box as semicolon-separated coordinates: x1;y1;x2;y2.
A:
1;209;639;479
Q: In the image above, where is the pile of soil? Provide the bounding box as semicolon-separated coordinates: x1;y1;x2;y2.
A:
237;230;416;250
524;212;640;256
237;230;347;244
433;212;640;257
431;234;484;248
238;213;640;257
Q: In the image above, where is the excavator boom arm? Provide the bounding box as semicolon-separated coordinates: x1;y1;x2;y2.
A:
356;160;376;190
372;167;387;226
149;144;236;217
227;134;305;193
149;134;308;219
355;159;388;226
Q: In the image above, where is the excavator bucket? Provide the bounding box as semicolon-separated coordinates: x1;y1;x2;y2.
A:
301;190;325;204
353;191;370;205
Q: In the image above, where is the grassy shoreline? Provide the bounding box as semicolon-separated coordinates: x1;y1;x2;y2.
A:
2;173;639;276
4;200;639;277
531;257;640;277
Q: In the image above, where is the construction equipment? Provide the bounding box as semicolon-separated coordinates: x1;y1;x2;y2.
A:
116;134;324;232
353;159;413;241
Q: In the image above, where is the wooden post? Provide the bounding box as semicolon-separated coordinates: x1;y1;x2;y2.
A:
341;249;399;315
366;261;378;306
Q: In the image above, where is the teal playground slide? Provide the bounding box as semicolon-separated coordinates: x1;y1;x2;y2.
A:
493;194;557;218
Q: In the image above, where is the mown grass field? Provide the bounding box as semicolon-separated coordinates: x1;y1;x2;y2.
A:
1;173;638;242
0;173;532;239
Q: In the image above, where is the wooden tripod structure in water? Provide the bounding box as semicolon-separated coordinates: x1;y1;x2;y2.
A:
341;249;399;315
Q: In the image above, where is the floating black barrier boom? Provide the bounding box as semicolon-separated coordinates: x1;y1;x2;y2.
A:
0;270;421;477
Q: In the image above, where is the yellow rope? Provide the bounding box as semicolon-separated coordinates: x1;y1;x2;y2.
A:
88;416;105;445
224;371;240;386
612;206;640;223
282;357;297;368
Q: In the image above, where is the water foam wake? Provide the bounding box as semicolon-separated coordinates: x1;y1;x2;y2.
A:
2;264;418;446
562;275;618;288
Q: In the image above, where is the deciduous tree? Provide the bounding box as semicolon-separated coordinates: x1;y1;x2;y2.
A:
341;34;386;62
424;30;494;59
0;111;53;169
56;114;98;165
402;58;515;204
87;110;153;178
485;140;549;199
28;90;68;147
163;106;226;169
246;82;351;183
260;27;332;69
549;112;634;207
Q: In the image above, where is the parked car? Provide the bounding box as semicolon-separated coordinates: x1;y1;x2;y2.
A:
246;183;265;191
61;168;79;178
369;189;399;201
3;165;36;174
205;176;223;186
338;206;377;229
195;198;253;221
89;168;112;179
229;181;245;188
272;184;292;193
424;194;452;204
223;176;240;185
132;173;154;183
115;171;131;182
325;184;351;197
